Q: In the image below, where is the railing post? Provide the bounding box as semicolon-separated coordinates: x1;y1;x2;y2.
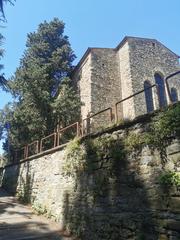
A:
23;146;27;159
109;108;113;122
36;140;39;154
14;150;17;163
165;70;180;104
40;139;43;152
81;120;84;137
76;122;79;137
26;145;29;159
155;84;160;109
165;78;173;104
115;103;118;123
54;132;57;148
57;132;60;146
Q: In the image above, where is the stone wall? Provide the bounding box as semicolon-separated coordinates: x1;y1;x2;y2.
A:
72;37;180;126
72;53;92;121
1;115;180;240
90;48;121;130
127;38;180;117
90;49;121;113
1;148;75;229
117;41;135;120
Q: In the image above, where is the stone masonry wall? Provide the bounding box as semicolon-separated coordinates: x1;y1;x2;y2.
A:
72;38;180;125
72;54;92;121
117;41;135;120
90;49;121;113
1;116;180;240
0;149;74;229
127;38;180;117
90;48;121;130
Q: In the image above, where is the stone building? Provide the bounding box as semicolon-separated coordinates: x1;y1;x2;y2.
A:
72;36;180;127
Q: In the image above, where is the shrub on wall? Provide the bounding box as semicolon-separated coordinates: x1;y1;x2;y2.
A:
159;171;180;188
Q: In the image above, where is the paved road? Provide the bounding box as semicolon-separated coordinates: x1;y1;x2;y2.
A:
0;188;72;240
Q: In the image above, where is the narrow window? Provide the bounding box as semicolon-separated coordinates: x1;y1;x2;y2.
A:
170;87;178;103
154;73;167;108
144;81;154;113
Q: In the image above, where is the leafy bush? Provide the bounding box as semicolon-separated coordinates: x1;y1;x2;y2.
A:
159;171;180;187
149;103;180;144
124;132;145;151
63;138;87;177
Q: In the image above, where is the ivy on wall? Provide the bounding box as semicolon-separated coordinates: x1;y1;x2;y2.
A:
63;103;180;178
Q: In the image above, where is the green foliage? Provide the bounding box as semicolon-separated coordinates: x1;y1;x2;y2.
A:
136;233;146;240
16;188;31;204
63;135;125;179
123;103;180;160
0;18;81;156
147;103;180;145
32;202;48;216
63;104;180;239
0;0;14;20
63;138;87;177
0;0;14;89
0;33;6;89
124;132;145;151
159;171;180;187
52;78;81;127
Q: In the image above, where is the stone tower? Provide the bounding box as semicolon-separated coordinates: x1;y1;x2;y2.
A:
72;36;180;126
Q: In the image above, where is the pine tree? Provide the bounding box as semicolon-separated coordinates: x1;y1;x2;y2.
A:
0;18;81;155
0;33;5;87
0;0;14;20
0;0;15;88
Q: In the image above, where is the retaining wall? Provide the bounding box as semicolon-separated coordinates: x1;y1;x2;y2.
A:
1;117;180;240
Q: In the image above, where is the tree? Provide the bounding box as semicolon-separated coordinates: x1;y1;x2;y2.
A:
0;0;14;20
0;0;15;89
0;18;81;155
0;33;6;88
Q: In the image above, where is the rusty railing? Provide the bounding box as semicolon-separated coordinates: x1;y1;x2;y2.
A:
57;122;80;146
165;70;180;103
115;84;159;122
14;146;27;161
40;132;57;152
13;71;180;161
82;107;113;136
26;140;39;158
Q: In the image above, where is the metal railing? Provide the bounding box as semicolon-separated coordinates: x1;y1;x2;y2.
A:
57;122;80;146
26;140;39;158
82;107;113;136
165;71;180;103
12;71;180;161
115;84;159;122
40;132;57;152
14;146;27;162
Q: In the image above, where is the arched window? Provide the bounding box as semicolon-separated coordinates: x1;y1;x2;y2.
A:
154;73;167;108
170;87;178;103
144;81;154;113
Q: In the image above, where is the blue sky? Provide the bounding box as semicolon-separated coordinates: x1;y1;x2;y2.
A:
0;0;180;153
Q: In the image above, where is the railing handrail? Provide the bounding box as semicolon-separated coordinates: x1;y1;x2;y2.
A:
165;70;180;81
115;83;157;107
58;122;79;133
115;84;158;122
27;140;39;147
57;122;79;146
165;71;180;103
40;132;57;152
13;71;180;161
83;107;113;121
82;107;113;136
26;140;39;158
41;132;57;142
